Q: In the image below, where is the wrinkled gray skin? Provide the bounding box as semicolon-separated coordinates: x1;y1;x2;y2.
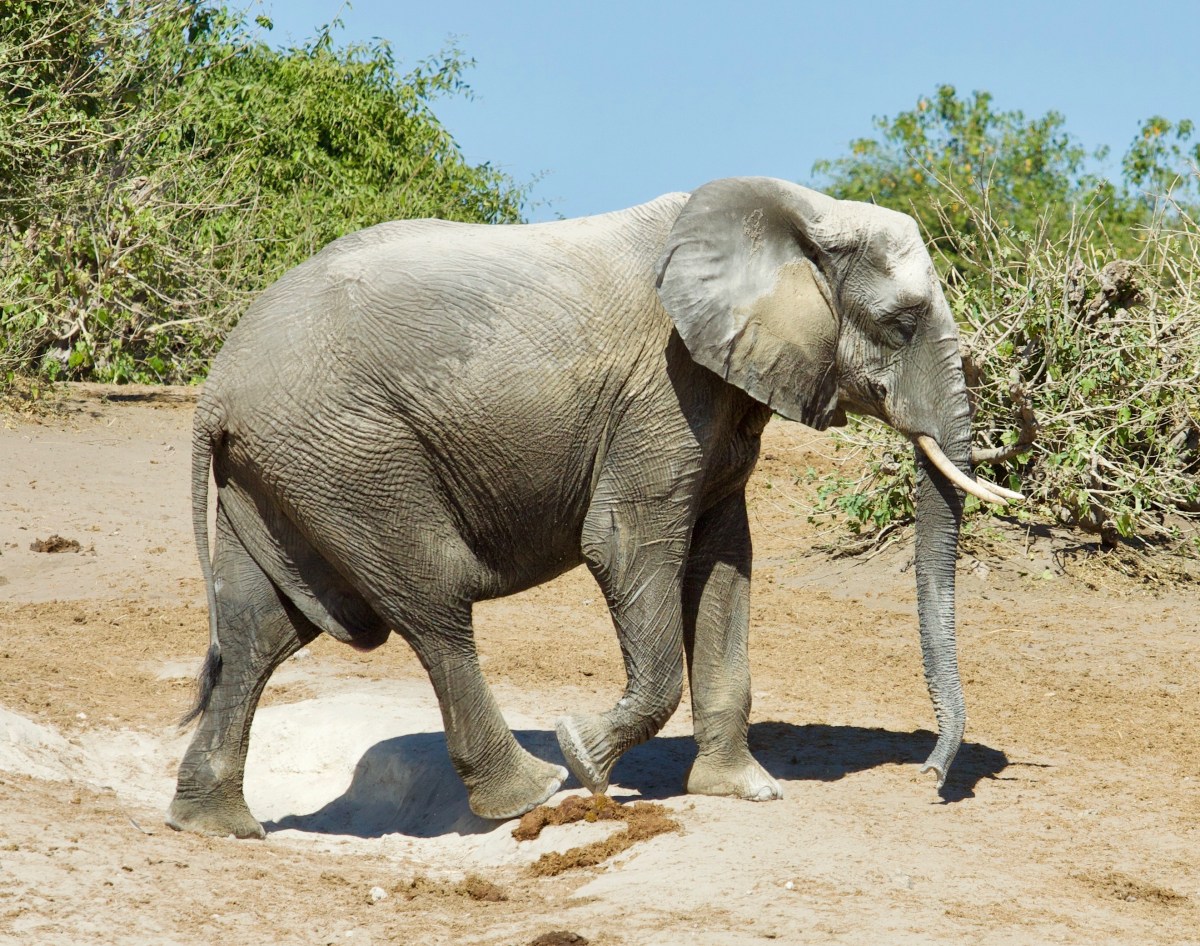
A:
168;177;974;839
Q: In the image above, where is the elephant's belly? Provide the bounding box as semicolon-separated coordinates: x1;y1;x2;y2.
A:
449;494;590;602
221;378;607;607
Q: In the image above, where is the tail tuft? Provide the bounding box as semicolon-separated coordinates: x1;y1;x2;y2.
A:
178;644;222;729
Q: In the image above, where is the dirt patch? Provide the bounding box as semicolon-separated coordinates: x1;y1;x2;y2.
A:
1077;870;1191;906
28;535;81;553
460;874;510;902
397;873;510;902
514;794;680;876
0;599;214;729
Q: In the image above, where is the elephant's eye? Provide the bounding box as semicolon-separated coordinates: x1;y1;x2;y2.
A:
879;305;919;344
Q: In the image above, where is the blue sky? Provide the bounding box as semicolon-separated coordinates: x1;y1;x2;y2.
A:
259;1;1200;221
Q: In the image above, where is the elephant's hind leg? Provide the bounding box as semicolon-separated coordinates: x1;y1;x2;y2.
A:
392;604;566;819
167;507;319;838
683;490;781;801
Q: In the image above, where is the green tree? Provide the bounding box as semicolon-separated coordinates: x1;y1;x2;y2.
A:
177;15;525;283
0;1;525;385
1121;116;1200;208
811;85;1152;277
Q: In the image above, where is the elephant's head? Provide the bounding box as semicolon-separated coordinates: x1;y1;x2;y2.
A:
656;177;1020;786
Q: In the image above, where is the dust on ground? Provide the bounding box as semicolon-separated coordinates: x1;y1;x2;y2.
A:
1;383;1197;945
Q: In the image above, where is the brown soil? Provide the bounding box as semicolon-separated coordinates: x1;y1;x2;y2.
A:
397;873;509;902
1;383;1198;945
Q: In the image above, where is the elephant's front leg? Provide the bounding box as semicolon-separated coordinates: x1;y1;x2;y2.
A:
683;490;782;801
556;500;689;794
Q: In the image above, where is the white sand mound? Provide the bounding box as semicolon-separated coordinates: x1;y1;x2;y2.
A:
2;679;691;870
0;705;87;782
0;704;186;807
243;681;664;867
245;684;486;837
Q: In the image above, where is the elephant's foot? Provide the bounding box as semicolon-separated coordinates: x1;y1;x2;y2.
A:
555;713;619;795
467;751;567;821
686;751;782;802
166;792;266;839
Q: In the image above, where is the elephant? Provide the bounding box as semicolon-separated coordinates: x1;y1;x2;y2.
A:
167;176;1019;839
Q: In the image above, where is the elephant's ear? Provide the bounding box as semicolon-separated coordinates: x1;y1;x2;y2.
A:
655;177;841;429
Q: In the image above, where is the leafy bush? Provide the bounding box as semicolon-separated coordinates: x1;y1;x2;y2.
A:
0;1;525;386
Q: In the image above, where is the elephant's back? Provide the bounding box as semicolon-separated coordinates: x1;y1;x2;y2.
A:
199;192;694;595
211;192;690;394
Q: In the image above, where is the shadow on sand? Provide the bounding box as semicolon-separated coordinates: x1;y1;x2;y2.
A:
263;722;1008;839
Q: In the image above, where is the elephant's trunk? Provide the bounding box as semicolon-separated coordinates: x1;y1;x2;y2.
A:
911;396;971;787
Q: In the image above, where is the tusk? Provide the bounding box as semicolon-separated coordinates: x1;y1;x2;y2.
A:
974;478;1024;501
914;435;1013;507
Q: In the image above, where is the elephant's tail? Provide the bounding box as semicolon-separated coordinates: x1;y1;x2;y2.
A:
179;404;224;728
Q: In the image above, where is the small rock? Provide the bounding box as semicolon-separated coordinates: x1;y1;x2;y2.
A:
292;648;312;661
76;712;87;721
968;558;990;581
530;933;588;946
784;880;795;890
368;886;387;903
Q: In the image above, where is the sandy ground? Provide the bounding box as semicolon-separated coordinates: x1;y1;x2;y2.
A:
1;384;1197;945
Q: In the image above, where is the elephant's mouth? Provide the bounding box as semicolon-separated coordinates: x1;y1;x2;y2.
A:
833;390;882;424
911;435;1022;507
835;388;1020;508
